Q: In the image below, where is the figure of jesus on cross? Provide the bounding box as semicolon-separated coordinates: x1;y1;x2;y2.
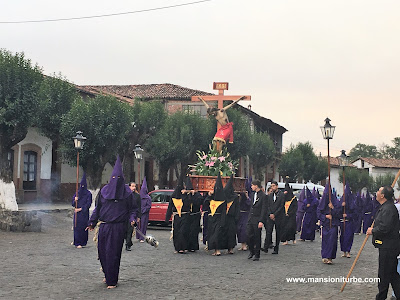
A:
192;82;251;152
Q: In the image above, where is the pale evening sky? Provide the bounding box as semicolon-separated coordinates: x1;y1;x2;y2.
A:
1;0;399;157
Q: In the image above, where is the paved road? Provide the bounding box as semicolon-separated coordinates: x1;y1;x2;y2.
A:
0;211;386;300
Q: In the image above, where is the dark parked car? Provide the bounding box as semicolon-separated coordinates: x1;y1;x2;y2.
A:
148;189;173;225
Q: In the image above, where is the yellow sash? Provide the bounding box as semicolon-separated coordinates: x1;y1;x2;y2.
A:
285;196;296;214
172;198;183;217
210;200;224;216
226;201;233;213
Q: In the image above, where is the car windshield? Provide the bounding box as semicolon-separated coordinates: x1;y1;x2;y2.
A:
150;192;172;203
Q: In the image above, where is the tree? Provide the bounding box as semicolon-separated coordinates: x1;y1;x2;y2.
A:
248;131;276;180
339;168;373;192
278;145;304;181
146;111;214;187
348;143;381;161
382;137;400;159
226;108;252;160
0;49;43;182
311;159;328;183
36;74;81;200
279;142;326;183
297;142;319;182
371;173;399;193
60;95;134;190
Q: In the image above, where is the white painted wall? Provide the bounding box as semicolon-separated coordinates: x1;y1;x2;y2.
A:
0;180;18;211
18;127;52;180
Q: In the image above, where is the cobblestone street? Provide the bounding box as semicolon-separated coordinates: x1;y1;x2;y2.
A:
0;211;384;300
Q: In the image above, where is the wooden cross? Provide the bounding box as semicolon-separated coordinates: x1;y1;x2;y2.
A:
191;82;251;129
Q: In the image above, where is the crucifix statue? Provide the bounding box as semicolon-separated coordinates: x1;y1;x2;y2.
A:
192;82;251;152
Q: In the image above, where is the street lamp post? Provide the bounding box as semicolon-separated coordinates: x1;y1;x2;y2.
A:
320;118;335;227
133;144;144;189
72;131;86;227
338;150;349;233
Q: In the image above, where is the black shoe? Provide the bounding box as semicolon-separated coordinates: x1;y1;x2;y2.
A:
126;245;131;251
247;252;254;259
253;256;260;261
272;251;278;254
262;248;268;253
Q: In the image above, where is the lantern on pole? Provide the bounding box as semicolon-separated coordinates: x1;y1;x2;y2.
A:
72;131;86;227
320;118;335;227
133;144;144;188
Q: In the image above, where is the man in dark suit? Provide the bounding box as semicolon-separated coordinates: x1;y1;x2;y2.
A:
264;180;284;254
366;186;400;300
125;182;142;251
246;179;268;261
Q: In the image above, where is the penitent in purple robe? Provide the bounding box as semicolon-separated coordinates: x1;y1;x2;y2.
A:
338;185;355;252
72;173;92;247
352;192;363;234
362;192;374;234
296;188;306;232
88;156;139;287
317;183;341;259
237;178;252;244
136;177;152;241
237;192;251;243
300;188;318;241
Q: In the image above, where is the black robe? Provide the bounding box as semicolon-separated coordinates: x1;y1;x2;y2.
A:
187;192;203;251
165;196;191;252
220;195;240;250
281;197;298;242
207;198;227;251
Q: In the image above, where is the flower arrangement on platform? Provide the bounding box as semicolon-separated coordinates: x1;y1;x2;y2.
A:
190;147;238;176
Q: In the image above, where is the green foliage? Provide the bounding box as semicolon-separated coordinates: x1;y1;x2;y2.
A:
191;148;238;176
0;49;43;181
0;49;43;148
279;142;327;183
339;167;373;192
278;145;304;181
60;95;134;189
371;173;397;193
131;100;167;145
36;74;80;142
146;111;214;176
348;143;381;161
248;131;275;179
382;137;400;159
226;108;251;160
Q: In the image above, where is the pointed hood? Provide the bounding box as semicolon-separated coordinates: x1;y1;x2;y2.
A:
185;175;194;190
140;176;152;203
305;187;314;204
171;175;184;199
213;173;225;201
284;182;294;201
224;175;236;202
101;156;132;200
78;172;89;197
318;182;333;210
245;176;252;196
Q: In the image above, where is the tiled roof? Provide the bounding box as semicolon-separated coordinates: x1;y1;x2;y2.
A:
322;156;353;167
356;157;400;169
78;83;213;100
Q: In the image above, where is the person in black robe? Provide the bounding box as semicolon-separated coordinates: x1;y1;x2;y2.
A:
281;182;298;245
185;175;203;252
220;175;240;254
165;177;191;253
207;173;227;256
201;193;210;250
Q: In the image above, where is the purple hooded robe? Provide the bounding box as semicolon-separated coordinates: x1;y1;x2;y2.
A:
88;156;139;286
72;173;92;246
339;185;355;252
300;187;318;241
136;177;152;241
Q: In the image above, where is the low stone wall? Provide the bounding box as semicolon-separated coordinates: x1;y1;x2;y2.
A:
0;209;42;232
